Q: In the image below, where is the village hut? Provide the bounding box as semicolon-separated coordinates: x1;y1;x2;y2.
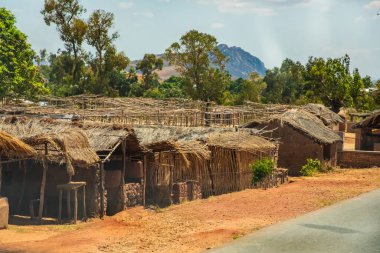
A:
352;110;380;151
0;118;145;219
82;123;145;215
302;103;344;131
135;126;277;206
243;109;343;175
0;131;37;229
205;131;277;195
142;140;210;206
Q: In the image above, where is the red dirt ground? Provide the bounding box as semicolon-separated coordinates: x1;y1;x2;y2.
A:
1;168;380;253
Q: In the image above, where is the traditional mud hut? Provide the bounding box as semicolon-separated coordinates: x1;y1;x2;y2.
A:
143;140;210;206
243;109;342;175
135;126;277;206
0;118;145;219
352;111;380;151
205;132;277;195
0;131;36;228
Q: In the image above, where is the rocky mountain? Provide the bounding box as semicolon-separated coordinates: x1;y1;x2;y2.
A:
130;44;266;80
217;44;266;78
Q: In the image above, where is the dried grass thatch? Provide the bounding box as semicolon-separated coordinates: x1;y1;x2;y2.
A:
302;103;344;126
0;131;36;160
206;131;276;153
274;109;342;144
352;110;380;129
23;130;99;176
145;140;210;168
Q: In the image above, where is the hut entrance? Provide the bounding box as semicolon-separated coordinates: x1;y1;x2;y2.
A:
323;144;331;161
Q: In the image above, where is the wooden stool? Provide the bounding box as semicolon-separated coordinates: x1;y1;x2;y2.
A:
57;182;86;224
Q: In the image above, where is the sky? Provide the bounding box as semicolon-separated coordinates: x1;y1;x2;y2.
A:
2;0;380;78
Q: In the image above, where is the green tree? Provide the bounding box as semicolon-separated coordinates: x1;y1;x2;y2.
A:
263;59;305;104
350;68;366;110
304;55;352;112
236;72;266;104
0;8;48;99
136;54;163;90
41;0;87;87
86;9;119;89
165;30;230;102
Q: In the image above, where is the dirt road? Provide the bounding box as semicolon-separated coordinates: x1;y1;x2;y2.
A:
1;169;380;253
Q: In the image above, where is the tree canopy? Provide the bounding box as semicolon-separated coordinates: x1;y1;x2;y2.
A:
0;8;48;99
165;30;230;102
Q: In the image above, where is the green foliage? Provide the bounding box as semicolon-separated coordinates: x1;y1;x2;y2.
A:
0;8;48;99
41;0;87;85
235;72;266;104
300;159;321;176
250;158;275;184
136;54;163;90
165;30;230;103
263;59;306;104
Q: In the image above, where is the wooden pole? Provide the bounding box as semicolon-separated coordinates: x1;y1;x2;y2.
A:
143;154;147;207
38;158;47;222
121;140;126;211
58;189;62;223
100;162;105;218
67;190;71;220
74;189;78;224
83;185;87;220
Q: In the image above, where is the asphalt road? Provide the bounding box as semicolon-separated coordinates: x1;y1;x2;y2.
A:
209;189;380;253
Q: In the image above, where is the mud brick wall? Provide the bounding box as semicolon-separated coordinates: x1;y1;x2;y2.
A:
186;181;202;201
338;151;380;168
124;183;142;207
172;182;187;204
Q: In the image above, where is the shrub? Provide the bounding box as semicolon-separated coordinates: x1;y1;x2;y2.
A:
300;159;321;176
250;158;275;184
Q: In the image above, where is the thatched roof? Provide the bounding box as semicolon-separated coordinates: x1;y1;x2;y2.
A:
352;110;380;129
0;131;36;160
23;130;99;176
0;118;144;176
145;140;210;168
206;131;276;152
0;118;143;154
302;103;344;126
273;109;342;144
135;126;275;156
134;125;237;145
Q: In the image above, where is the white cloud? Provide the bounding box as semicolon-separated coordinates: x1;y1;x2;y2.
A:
133;11;155;18
211;22;225;29
365;0;380;9
197;0;276;15
119;1;134;9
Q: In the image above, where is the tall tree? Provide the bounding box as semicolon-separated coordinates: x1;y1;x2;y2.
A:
236;72;267;104
86;9;119;86
136;54;163;90
41;0;87;85
0;8;48;99
165;30;230;102
263;59;305;104
304;55;352;112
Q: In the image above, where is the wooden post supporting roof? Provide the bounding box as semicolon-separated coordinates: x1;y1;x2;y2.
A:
38;143;49;222
100;162;105;218
121;140;126;210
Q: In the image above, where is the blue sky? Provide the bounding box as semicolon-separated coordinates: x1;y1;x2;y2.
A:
2;0;380;78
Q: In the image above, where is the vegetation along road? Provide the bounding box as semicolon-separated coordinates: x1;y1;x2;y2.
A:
210;189;380;253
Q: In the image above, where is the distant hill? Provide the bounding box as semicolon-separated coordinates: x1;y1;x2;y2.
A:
130;44;266;80
217;44;266;78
